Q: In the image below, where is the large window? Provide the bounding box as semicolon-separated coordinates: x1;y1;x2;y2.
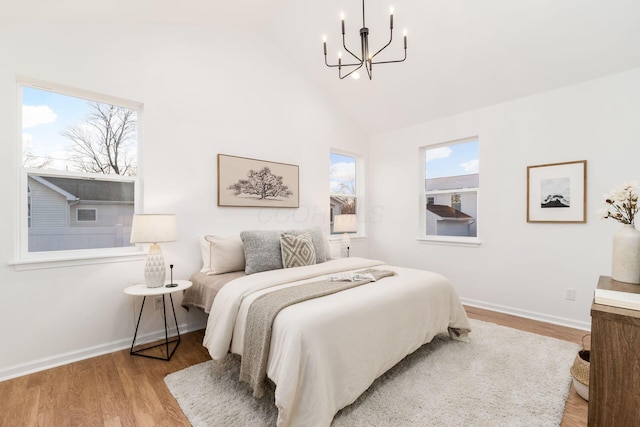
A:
19;79;140;257
329;151;358;235
421;138;479;241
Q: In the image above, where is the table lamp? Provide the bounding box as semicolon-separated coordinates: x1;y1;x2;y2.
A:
130;214;177;288
333;214;357;257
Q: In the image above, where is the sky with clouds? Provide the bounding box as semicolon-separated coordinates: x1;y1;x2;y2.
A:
22;87;90;171
425;139;479;179
22;86;138;173
330;152;356;194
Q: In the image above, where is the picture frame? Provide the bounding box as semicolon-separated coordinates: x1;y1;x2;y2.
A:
527;160;587;223
218;154;299;208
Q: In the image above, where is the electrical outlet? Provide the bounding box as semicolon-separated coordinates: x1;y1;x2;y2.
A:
565;289;576;301
154;296;163;311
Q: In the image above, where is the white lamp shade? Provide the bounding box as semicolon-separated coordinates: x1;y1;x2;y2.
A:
333;214;358;233
130;214;177;244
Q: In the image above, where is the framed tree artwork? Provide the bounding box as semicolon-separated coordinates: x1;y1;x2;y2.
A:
527;160;587;223
218;154;299;208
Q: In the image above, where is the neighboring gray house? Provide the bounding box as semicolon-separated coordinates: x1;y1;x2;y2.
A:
330;195;357;233
28;175;134;251
330;196;346;221
425;174;478;237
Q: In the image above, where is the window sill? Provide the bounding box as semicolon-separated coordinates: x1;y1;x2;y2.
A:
417;236;481;247
10;250;146;271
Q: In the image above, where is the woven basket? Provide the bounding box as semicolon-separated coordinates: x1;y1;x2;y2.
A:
570;349;590;386
570;335;590;401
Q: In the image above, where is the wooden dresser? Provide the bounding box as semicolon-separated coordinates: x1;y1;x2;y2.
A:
589;276;640;426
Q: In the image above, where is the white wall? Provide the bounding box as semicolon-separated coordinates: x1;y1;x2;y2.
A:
5;20;638;382
0;22;368;380
368;67;640;330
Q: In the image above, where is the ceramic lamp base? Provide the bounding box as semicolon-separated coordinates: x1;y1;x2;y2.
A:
145;243;166;288
340;233;351;258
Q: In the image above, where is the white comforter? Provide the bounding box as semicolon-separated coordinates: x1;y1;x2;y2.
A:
203;257;471;427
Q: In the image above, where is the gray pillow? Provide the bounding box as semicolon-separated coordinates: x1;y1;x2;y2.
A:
284;226;327;263
240;230;283;274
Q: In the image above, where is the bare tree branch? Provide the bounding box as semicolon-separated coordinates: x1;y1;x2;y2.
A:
23;151;53;169
330;164;356;195
61;102;137;176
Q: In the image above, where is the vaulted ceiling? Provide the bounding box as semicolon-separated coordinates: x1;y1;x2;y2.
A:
6;0;640;134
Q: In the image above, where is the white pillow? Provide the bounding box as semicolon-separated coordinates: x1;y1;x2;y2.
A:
199;235;246;275
200;236;212;273
322;232;331;260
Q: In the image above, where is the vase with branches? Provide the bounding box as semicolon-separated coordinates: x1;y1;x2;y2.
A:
598;181;639;224
599;181;640;284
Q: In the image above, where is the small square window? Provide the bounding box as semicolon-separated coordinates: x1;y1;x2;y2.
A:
77;208;97;222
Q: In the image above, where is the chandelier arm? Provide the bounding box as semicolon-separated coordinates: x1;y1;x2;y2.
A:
370;49;407;65
324;54;337;67
327;60;364;68
342;33;362;62
324;43;362;68
365;61;372;80
340;62;365;80
324;49;364;68
341;61;365;67
369;30;394;62
325;56;353;68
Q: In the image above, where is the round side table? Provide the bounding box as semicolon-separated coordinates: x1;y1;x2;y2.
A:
123;280;192;361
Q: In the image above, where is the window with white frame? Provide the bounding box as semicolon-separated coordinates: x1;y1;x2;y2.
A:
421;138;479;241
19;79;140;255
329;151;359;235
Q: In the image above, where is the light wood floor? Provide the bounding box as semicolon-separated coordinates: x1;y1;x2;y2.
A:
0;306;588;426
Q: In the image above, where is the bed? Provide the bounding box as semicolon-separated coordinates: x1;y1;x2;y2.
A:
185;230;471;427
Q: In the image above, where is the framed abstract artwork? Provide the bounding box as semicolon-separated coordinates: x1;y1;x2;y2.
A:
218;154;299;208
527;160;587;223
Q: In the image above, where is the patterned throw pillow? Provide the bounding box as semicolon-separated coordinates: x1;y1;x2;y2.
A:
284;226;327;263
280;232;317;268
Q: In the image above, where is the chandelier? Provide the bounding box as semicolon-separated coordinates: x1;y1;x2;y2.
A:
323;0;407;80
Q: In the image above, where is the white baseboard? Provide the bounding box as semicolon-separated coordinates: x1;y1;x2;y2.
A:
461;298;591;331
0;319;208;382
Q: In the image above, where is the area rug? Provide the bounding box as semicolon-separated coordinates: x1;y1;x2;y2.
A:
165;319;579;426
